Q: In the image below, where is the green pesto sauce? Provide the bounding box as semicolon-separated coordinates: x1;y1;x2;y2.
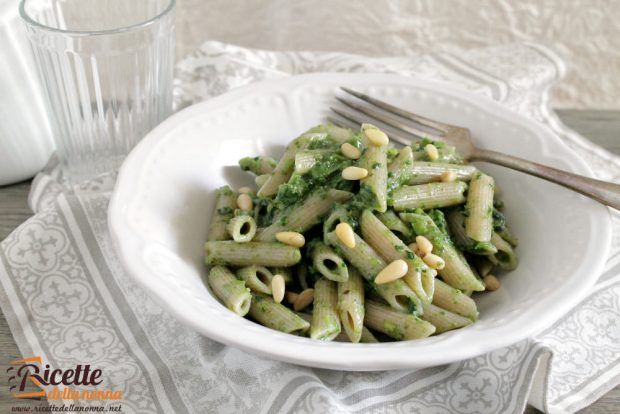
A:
387;148;399;161
345;186;376;219
238;156;276;173
274;153;352;210
217;185;233;196
308;136;339;150
492;208;506;232
217;206;233;216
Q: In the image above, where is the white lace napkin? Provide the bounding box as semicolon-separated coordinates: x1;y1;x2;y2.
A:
2;41;620;414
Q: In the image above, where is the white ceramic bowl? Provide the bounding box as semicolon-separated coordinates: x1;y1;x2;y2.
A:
109;73;611;370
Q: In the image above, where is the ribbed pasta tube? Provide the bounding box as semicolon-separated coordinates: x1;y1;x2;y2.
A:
256;190;353;241
226;215;257;243
387;146;414;192
391;182;467;211
207;186;237;241
376;210;413;243
248;293;310;335
358;127;388;212
432;279;478;320
406;162;477;185
489;232;518;270
207;266;251;316
464;172;495;242
205;241;301;267
420;302;473;334
445;208;496;255
311;278;341;340
311;242;349;282
236;266;275;295
337;268;365;343
364;300;435;340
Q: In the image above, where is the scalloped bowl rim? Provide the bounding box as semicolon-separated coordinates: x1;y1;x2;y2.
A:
109;73;611;370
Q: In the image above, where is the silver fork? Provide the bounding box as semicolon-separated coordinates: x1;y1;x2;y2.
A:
330;87;620;210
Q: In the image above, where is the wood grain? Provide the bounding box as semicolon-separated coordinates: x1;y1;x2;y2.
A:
0;111;618;412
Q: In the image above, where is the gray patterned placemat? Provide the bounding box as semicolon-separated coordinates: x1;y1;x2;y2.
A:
2;42;620;414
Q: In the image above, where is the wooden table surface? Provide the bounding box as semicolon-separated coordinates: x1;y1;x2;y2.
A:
0;110;618;413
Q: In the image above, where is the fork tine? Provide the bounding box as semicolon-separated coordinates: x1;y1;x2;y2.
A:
340;87;451;133
335;96;444;141
326;115;359;131
329;107;416;146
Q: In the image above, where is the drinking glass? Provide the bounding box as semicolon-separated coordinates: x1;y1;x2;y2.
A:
20;0;175;184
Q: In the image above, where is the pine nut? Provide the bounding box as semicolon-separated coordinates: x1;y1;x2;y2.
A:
364;128;389;147
255;174;270;187
483;274;500;291
440;170;457;182
415;235;433;255
275;231;305;247
271;274;285;303
237;193;253;211
375;259;409;284
340;142;362;160
293;288;314;311
423;253;445;270
238;186;254;195
342;166;368;180
286;291;299;304
335;222;356;248
425;144;439;161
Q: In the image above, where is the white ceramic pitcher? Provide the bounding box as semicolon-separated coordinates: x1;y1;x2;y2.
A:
0;0;54;186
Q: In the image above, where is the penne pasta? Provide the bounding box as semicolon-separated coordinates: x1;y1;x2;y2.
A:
256;190;353;241
208;266;252;316
337;268;365;343
387;146;414;192
489;232;518;270
391;182;467;211
249;293;310;335
311;278;341;340
445;208;497;255
358;125;388;212
226;215;257;243
432;279;478;320
464;172;495;243
205;241;301;267
406;162;477;185
376;210;413;243
364;300;435;340
236;266;274;295
207;186;237;241
311;242;349;282
420;302;473;334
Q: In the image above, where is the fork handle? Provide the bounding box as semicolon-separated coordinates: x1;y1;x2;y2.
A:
471;149;620;210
